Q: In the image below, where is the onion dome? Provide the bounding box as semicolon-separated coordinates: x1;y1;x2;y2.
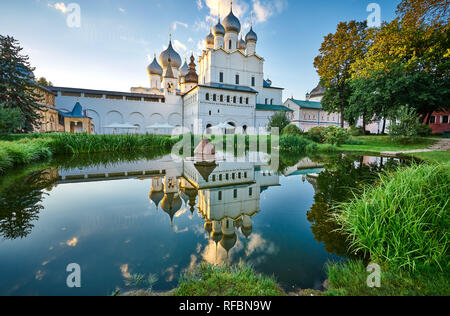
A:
245;26;258;43
180;59;189;77
150;189;164;208
204;221;213;234
159;37;182;69
213;19;225;36
147;54;163;76
222;4;241;34
220;233;237;252
206;29;215;46
241;225;253;238
161;193;183;222
238;35;246;50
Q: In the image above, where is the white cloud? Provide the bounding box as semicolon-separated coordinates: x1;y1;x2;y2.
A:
173;39;187;52
172;21;189;31
50;2;68;14
252;0;288;23
119;8;125;13
196;0;203;10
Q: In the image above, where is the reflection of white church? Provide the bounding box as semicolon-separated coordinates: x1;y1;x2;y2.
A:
49;3;291;135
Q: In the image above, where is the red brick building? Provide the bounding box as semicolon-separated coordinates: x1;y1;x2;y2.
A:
424;110;450;134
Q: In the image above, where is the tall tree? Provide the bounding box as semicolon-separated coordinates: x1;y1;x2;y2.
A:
397;0;449;26
0;35;43;132
36;77;53;87
314;21;368;128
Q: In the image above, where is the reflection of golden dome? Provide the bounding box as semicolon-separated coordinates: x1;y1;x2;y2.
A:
149;190;164;208
161;193;183;222
220;233;237;252
184;188;198;213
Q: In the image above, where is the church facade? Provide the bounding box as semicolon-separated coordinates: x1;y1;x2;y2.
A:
50;4;289;135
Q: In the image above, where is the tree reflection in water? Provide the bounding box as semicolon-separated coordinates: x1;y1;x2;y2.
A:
306;154;402;257
0;168;57;240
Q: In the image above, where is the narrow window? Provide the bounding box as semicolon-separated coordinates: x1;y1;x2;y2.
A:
233;96;237;103
218;191;222;201
206;93;210;101
233;189;238;199
219;72;224;83
227;96;230;103
249;188;253;197
220;95;224;102
443;116;449;124
240;97;243;104
235;75;240;85
213;94;217;101
219;174;223;181
251;77;255;87
246;97;249;104
229;40;232;50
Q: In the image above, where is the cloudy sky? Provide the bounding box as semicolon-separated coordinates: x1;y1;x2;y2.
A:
1;0;399;100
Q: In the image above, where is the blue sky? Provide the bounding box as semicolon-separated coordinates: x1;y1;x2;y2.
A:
0;0;400;100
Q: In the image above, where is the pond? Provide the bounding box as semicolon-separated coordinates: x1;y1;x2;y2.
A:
0;151;404;295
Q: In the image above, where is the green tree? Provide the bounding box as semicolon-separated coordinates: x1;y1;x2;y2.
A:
0;106;24;134
314;21;368;128
0;35;43;132
36;77;53;87
268;111;290;132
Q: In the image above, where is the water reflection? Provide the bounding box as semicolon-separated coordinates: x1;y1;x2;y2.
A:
0;150;407;294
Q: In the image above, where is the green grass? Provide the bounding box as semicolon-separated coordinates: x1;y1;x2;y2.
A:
340;136;436;154
0;133;177;174
326;261;450;296
407;151;450;164
335;163;449;271
172;262;285;296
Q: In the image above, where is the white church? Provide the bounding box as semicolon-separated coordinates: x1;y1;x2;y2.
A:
50;3;292;135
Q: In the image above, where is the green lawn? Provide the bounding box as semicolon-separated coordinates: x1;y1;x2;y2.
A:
340;136;436;154
406;151;450;164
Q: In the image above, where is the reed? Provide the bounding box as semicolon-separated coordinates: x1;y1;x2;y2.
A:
335;163;449;271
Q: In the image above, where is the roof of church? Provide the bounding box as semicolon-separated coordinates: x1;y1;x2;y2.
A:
289;99;323;110
309;84;326;97
58;102;90;118
198;83;258;94
256;104;293;112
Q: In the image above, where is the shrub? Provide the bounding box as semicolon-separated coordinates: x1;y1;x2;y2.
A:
416;124;432;137
268;112;290;132
279;135;315;153
306;127;326;143
336;164;450;271
282;124;303;136
389;106;429;142
323;126;350;146
349;126;365;137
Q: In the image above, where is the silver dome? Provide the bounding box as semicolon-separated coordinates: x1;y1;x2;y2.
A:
180;59;189;77
213;19;225;36
245;27;257;43
147;54;163;76
206;30;215;46
223;7;241;34
159;39;182;69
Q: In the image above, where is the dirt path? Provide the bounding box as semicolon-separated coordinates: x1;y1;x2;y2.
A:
381;138;450;157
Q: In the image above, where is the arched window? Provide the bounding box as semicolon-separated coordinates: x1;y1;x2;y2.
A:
265;98;268;105
213;94;217;101
246;97;249;104
233;96;237;103
227;96;230;103
229;40;232;50
206;93;210;101
271;99;274;105
220;95;224;102
240;97;243;104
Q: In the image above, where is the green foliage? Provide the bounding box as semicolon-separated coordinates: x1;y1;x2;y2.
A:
336;164;450;271
326;261;450;296
416;124;433;137
305;127;326;143
281;124;303;136
279;135;317;153
35;77;53;87
322;126;350;146
0;106;24;134
388;106;425;142
268;111;290;132
173;262;284;296
0;35;43;132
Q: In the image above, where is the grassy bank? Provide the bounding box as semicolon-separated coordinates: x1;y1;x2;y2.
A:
172;262;285;296
0;133;177;174
339;136;437;154
326;163;449;296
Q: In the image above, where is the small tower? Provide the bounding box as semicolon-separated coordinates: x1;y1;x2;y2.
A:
163;58;177;95
245;13;258;55
238;33;246;54
223;0;241;52
147;54;163;90
213;14;225;49
182;53;199;93
206;27;215;50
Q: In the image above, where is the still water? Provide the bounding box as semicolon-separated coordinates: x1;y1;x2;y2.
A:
0;152;401;295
